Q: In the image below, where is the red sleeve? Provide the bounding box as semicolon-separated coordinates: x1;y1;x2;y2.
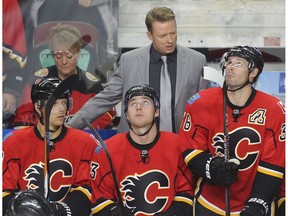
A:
175;155;194;197
260;101;285;173
91;146;117;215
179;103;210;151
3;133;21;191
72;133;97;192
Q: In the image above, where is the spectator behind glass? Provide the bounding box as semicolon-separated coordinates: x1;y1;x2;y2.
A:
30;0;118;71
3;77;96;216
66;6;210;133
3;0;28;128
91;85;193;216
180;45;285;215
14;23;116;129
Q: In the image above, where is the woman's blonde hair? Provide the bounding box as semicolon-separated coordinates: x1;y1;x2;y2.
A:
48;23;83;53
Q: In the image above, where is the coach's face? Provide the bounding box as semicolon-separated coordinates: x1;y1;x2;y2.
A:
147;20;177;55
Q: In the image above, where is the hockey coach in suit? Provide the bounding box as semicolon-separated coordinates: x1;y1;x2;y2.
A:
66;6;210;133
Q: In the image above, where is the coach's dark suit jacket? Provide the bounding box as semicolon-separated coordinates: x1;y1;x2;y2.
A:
68;44;209;133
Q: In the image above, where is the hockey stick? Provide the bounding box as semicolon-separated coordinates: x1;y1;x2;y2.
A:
203;66;231;215
203;66;224;87
43;74;78;199
82;118;125;211
223;85;230;216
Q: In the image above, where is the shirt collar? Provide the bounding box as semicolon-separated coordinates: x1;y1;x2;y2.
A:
150;45;177;63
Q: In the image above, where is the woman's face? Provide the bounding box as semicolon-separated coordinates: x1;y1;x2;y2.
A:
52;45;79;79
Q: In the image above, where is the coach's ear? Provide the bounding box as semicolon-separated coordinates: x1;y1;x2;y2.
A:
147;30;153;41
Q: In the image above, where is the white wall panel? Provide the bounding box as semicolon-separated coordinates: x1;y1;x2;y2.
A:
118;0;285;48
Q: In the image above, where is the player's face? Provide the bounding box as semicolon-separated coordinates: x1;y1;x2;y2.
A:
126;96;158;128
224;56;253;90
49;98;68;129
147;20;177;55
52;48;79;79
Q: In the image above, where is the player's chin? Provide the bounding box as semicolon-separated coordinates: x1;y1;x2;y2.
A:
133;121;149;128
55;117;65;124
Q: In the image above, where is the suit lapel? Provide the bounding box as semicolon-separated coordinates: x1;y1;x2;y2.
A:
137;46;150;84
175;46;189;107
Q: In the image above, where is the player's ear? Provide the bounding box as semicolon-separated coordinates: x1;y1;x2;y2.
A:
155;109;160;118
125;112;130;121
249;67;259;83
34;102;42;117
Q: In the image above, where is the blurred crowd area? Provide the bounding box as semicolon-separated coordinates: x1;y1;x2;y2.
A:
3;0;119;129
2;0;285;130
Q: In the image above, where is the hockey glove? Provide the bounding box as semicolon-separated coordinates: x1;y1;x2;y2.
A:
111;204;134;216
240;198;269;216
5;190;53;216
206;157;239;186
50;201;72;216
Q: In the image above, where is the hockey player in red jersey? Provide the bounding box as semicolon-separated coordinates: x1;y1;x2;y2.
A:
91;85;193;216
180;45;285;216
3;77;98;216
14;23;116;129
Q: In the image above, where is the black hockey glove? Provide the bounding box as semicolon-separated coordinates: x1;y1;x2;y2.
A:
50;201;72;216
5;190;54;216
240;198;269;216
206;157;239;186
111;204;134;216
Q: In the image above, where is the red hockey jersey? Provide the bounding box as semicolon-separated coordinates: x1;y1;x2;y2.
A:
3;126;97;202
91;132;193;216
180;87;285;215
